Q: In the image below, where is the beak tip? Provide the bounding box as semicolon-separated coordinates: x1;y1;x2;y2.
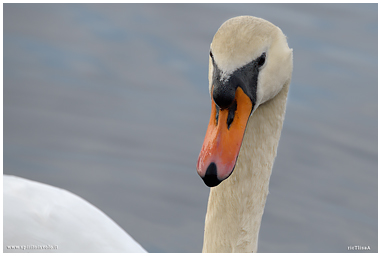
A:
201;162;222;187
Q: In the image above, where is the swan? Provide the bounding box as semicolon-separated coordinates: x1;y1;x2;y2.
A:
3;16;292;253
3;175;147;253
196;16;292;252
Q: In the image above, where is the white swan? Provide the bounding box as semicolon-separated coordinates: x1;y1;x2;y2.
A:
196;16;292;252
3;175;147;253
3;16;292;253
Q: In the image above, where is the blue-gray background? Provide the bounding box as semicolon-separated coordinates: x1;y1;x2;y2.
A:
3;3;377;253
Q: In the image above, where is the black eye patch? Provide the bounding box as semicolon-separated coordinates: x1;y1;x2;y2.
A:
257;52;266;67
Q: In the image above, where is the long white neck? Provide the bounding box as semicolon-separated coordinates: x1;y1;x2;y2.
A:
202;80;290;253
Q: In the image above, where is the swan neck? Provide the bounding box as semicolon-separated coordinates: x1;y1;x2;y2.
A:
202;81;290;253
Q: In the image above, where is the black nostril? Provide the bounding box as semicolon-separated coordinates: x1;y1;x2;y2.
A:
227;100;237;129
202;162;222;187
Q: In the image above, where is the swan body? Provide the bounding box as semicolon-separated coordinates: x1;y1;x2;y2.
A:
3;16;292;253
3;175;146;253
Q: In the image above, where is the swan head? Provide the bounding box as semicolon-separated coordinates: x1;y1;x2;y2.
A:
197;16;293;187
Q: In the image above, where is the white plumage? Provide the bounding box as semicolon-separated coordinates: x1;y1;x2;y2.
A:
4;175;146;253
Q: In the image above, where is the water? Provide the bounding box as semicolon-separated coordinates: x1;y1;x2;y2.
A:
3;3;377;252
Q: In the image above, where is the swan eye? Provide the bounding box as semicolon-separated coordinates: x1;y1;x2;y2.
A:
257;52;266;67
210;51;214;59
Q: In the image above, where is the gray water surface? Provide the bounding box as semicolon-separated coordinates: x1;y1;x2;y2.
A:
4;3;377;253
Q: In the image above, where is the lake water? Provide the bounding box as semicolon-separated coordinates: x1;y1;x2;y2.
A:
3;3;377;253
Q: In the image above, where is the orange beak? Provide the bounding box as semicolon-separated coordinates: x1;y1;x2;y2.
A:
197;87;253;187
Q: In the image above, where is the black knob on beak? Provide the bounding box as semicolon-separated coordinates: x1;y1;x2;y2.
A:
213;84;236;109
